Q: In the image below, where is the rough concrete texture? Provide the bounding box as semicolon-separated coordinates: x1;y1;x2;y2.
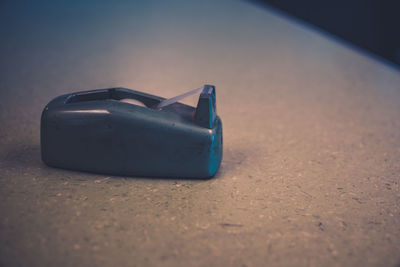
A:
1;0;400;266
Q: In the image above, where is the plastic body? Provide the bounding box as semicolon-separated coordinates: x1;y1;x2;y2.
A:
40;85;223;178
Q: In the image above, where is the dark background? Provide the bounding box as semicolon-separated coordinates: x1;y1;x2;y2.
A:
255;0;400;66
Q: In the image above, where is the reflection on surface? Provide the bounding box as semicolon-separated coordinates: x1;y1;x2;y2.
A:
63;109;110;114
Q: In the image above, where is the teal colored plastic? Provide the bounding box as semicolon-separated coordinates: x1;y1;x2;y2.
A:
40;85;223;178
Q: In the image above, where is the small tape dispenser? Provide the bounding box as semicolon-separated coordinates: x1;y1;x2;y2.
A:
40;85;223;178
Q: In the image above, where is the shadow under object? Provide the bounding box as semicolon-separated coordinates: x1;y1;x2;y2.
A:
40;85;223;178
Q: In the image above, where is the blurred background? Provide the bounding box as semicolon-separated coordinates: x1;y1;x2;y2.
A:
255;0;400;65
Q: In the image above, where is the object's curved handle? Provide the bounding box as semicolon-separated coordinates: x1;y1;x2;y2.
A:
64;88;164;108
60;86;218;129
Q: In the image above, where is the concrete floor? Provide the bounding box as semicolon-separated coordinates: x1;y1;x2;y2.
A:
1;0;400;266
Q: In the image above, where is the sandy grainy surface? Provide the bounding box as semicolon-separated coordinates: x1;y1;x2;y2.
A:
1;0;400;266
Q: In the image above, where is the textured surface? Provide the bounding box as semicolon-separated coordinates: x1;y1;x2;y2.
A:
1;0;400;266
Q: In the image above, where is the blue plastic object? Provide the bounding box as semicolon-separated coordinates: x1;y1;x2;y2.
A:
40;85;223;178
